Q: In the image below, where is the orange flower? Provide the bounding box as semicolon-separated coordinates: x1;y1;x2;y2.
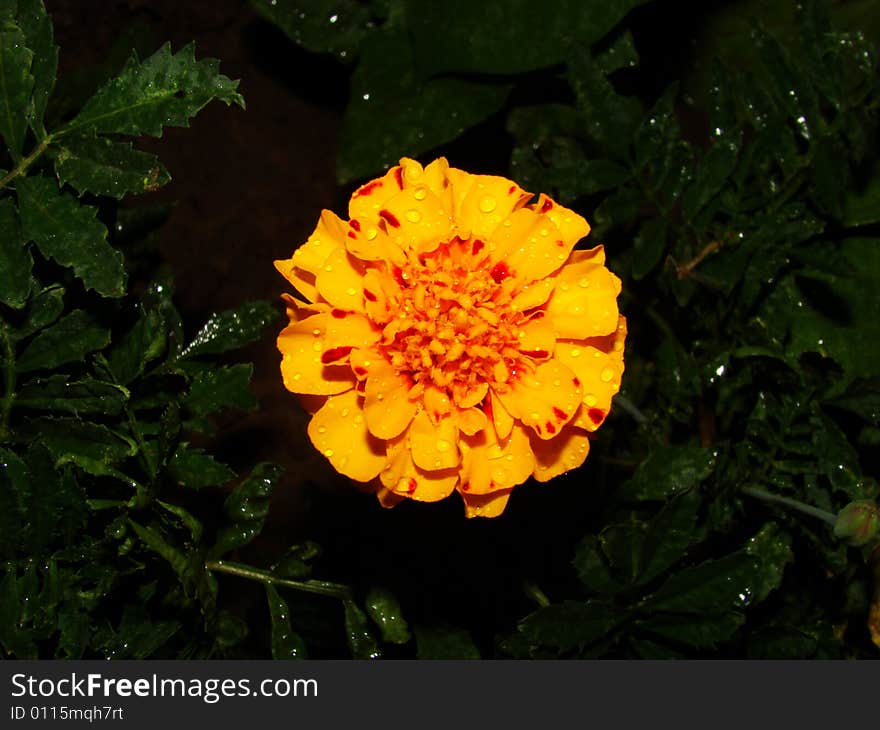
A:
275;158;625;518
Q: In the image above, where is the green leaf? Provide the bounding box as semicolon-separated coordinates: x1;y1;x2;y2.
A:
54;136;171;198
741;523;793;605
0;19;33;158
62;42;243;138
180;301;278;359
16;375;128;415
167;444;235;488
265;584;307;659
107;304;166;384
572;535;627;595
638;612;745;650
338;25;510;184
680;131;741;220
343;599;381;659
183;363;256;416
211;462;282;557
514;601;617;655
0;196;31;308
0;567;37;658
17;175;125;297
365;586;411;644
618;444;716;501
27;416;136;465
0;446;28;558
631;217;667;280
13;283;64;340
128;520;191;579
637;490;703;585
97;605;181;659
407;0;650;76
16;309;110;373
18;0;57;138
271;541;322;579
251;0;376;60
414;624;480;659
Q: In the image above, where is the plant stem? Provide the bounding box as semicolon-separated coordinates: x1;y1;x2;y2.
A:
613;393;648;425
205;559;352;601
0;135;54;192
741;485;837;526
0;320;16;441
522;580;550;608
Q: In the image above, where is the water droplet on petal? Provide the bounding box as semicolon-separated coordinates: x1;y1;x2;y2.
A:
324;449;334;458
436;439;451;452
600;368;614;382
479;196;497;213
413;186;427;201
584;393;597;406
406;209;421;223
366;227;378;240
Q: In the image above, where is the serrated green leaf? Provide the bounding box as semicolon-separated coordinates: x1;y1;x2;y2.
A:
681;131;741;220
741;523;793;605
16;375;128;415
343;599;380;659
514;601;617;655
407;0;650;76
18;0;57;138
54;136;171;198
414;624;480;659
572;535;627;595
16;308;110;373
365;586;411;644
619;444;716;501
265;584;307;659
27;416;137;465
638;490;703;585
167;444;235;488
338;25;510;184
157;499;204;544
646;552;754;613
13;283;64;340
0;196;31;308
62;42;244;138
107;304;166;384
211;462;282;557
183;363;256;416
128;519;190;578
180;301;277;359
638;611;745;649
17;175;125;297
0;20;33;159
271;541;322;579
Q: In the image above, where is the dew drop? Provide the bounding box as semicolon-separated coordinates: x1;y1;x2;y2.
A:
413;186;427;201
600;368;614;382
570;348;581;358
366;227;378;240
436;439;452;452
340;408;350;417
479;196;497;213
312;328;321;336
578;277;591;288
312;341;323;351
324;449;334;458
406;209;422;223
317;425;327;434
584;393;597;407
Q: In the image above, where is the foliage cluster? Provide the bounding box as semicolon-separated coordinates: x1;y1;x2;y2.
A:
2;0;879;658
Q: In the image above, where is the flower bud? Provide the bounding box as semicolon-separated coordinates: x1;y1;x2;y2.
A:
833;500;880;547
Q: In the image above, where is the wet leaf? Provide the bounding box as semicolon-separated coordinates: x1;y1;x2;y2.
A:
632;217;667;280
513;601;617;656
618;444;716;501
61;42;243;138
265;584;307;659
0;446;29;559
272;541;322;579
13;284;64;340
180;301;278;359
210;463;282;557
167;444;235;489
107;304;166;384
26;416;136;465
343;600;380;659
16;375;128;415
17;175;125;297
54;135;171;198
183;363;256;416
0;197;31;308
638;611;745;649
18;0;57;138
16;309;110;373
0;19;33;158
365;586;411;644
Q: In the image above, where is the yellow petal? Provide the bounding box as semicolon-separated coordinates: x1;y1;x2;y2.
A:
530;425;591;482
315;246;367;311
409;409;460;471
381;432;459;502
489;208;573;282
364;359;418;439
348;166;404;221
459;423;533;495
556;334;626;432
289;210;348;276
423;385;452;423
456;175;530;241
455;406;487;436
344;217;404;265
545;259;621;339
516;315;556;360
511;276;556;312
277;313;355;395
324;309;381;351
308;389;386;481
461;488;514;518
529;194;591;250
495;359;583;439
274;257;317;302
373;186;453;254
487;389;514;441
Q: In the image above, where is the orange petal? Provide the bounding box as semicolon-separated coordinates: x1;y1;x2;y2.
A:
455;406;487;436
459;423;533;495
511;276;556;312
348;166;405;221
556;337;625;433
277;313;355;395
461;488;514;518
374;186;453;254
423;384;452;424
409;409;460;471
381;433;459;502
529;194;591;251
323;309;381;351
308;389;386;481
495;359;583;439
487;389;514;441
456;175;530;241
545;258;621;339
344;217;404;265
516;315;556;360
530;425;591;482
314;246;367;311
364;359;418;439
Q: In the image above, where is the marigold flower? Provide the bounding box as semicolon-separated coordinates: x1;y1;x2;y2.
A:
275;157;625;518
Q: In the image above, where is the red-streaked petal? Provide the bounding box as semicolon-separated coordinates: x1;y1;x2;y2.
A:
495;359;583;439
364;359;418;439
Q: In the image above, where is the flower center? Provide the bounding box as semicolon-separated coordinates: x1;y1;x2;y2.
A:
378;237;527;402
